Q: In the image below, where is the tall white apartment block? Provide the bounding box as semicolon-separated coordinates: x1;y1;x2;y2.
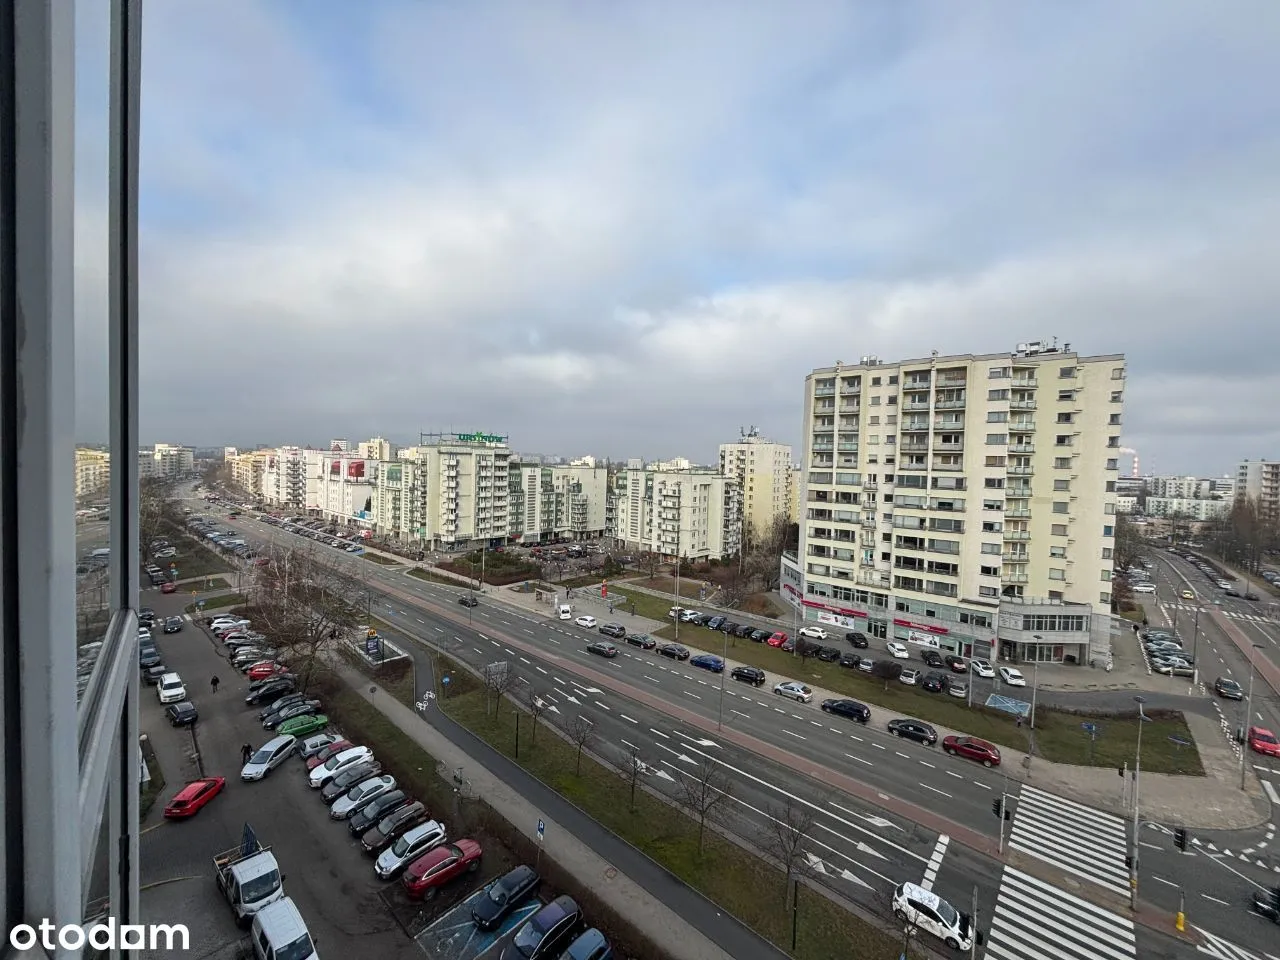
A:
612;466;741;561
1237;459;1280;521
509;463;610;543
799;342;1126;664
261;446;308;510
719;430;794;542
1147;475;1211;499
358;436;396;461
74;447;112;499
306;450;379;522
150;442;194;477
392;432;512;549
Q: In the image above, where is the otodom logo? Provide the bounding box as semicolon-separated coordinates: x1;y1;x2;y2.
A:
8;918;190;952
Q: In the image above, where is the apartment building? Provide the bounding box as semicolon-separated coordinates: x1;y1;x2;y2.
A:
509;462;610;543
612;466;741;560
261;446;308;510
306;450;379;524
1144;497;1230;522
228;449;272;497
1237;459;1280;521
358;436;396;460
719;429;794;543
150;441;194;477
75;447;112;499
800;342;1125;664
385;433;512;549
1147;475;1212;499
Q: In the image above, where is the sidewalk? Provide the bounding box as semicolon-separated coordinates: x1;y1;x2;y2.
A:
332;660;741;960
487;583;1270;829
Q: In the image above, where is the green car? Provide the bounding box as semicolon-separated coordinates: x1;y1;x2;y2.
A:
277;713;329;738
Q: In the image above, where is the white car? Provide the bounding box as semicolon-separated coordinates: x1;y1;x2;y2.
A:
886;641;909;659
308;746;374;788
241;734;297;781
679;610;702;623
157;673;186;704
299;732;342;760
892;882;974;951
330;774;396;819
969;659;995;678
899;669;921;686
374;820;447;880
797;626;828;641
575;615;597;629
773;681;813;703
998;666;1027;687
1132;583;1156;594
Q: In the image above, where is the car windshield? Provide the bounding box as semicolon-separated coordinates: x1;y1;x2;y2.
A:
1256;731;1278;744
391;833;416;857
239;871;281;904
324;753;349;770
486;881;510;905
249;749;273;764
935;898;959;927
275;933;316;960
511;913;552;954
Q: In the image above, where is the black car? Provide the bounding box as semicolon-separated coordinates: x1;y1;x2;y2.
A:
348;789;410;837
1214;677;1245;700
586;641;618;659
734;624;755;638
165;702;198;727
598;623;626;639
750;629;771;642
139;607;156;623
658;643;690;661
471;864;541;931
458;595;479;608
887;718;938;745
944;655;967;673
1253;886;1280;923
163;617;183;634
245;678;296;705
258;692;307;720
1244;592;1261;601
844;631;868;648
624;633;656;650
321;761;383;804
360;800;428;854
839;652;862;669
816;646;841;662
720;621;739;634
139;649;162;669
499;895;583;960
142;665;168;685
920;649;945;668
730;665;766;687
920;672;947;693
821;699;870;723
262;699;321;730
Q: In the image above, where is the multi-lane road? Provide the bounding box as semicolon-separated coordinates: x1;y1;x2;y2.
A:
183;498;1280;960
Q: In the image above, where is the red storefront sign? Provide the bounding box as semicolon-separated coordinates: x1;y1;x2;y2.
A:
348;460;365;479
892;617;949;636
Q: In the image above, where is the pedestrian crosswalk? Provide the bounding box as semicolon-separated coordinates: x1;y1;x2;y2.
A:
1164;602;1276;624
1007;785;1130;894
983;866;1136;960
1195;926;1280;960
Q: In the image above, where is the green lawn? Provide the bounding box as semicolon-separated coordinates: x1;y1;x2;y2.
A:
186;592;245;613
407;566;468;586
650;625;1202;775
361;552;402;566
438;671;901;960
609;587;677;621
156;522;233;579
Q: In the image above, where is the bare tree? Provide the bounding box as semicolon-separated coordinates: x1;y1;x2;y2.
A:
138;478;172;564
871;659;902;691
617;743;648;812
483;661;520;718
521;686;552;747
759;795;819;910
675;757;734;854
565;715;595;776
642;551;661;580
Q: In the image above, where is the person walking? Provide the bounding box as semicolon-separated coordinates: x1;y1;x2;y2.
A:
210;674;220;694
241;743;252;765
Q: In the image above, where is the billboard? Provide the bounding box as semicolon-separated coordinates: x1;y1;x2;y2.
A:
330;459;341;475
348;460;365;479
817;610;867;629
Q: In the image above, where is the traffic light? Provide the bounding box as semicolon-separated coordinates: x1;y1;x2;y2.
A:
1175;827;1188;851
992;797;1009;820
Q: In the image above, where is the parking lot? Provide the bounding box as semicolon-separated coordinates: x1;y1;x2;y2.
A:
133;592;603;960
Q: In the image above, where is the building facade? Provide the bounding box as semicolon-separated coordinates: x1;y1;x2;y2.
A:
75;447;112;499
798;342;1125;664
1147;475;1212;499
260;445;308;510
307;450;380;524
1237;459;1280;521
612;466;741;560
1144;496;1231;522
509;463;610;543
149;441;194;477
228;449;271;497
719;430;794;544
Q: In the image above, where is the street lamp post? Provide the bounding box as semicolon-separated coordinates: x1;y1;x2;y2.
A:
716;626;729;730
1240;643;1264;790
1130;695;1148;911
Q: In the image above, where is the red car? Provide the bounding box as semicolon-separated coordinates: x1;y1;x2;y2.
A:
767;632;788;648
246;661;290;681
163;776;225;819
1248;726;1280;758
401;839;483;899
160;582;177;594
942;735;1001;768
306;739;353;770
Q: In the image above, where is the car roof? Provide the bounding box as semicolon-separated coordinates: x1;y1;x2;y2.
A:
401;820;443;843
173;778;216;800
898;881;944;911
262;734;296;751
565;928;609;958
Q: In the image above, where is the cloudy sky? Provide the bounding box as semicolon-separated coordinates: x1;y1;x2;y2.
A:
72;1;1280;474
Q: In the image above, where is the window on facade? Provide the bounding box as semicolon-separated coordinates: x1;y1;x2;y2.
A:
986;434;1007;445
1106;459;1118;470
1056;412;1074;423
987;410;1008;422
1103;524;1114;536
1109;413;1121;425
1049;546;1066;558
888;374;899;385
1105;481;1116;492
1054;457;1071;469
979;586;999;598
1110;391;1123;402
1101;569;1112;581
987;389;1009;401
1049;568;1066;580
1021;614;1088;632
981;542;1001;555
989;367;1010;379
1059;366;1076;378
1051;524;1068;536
1111;367;1125;380
887;395;897;405
1101;547;1112;559
985;456;1006;468
1053;479;1070;491
1055;435;1072;446
980;565;999;576
1057;390;1074;401
984;477;1004;488
1100;591;1111;603
1052;501;1069;514
871;376;881;386
870;396;881;406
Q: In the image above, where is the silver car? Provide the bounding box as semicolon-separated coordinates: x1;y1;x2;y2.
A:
374;820;447;880
330;774;396;820
241;735;297;782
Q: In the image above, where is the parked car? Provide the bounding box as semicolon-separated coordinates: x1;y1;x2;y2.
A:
330;774;397;820
899;669;921;686
586;641;619;659
574;616;597;629
624;633;656;650
886;641;909;659
773;681;813;703
348;789;411;837
597;623;626;639
947;681;968;699
499;895;584;960
559;929;613;960
820;699;870;723
471;864;541;930
165;702;199;727
944;655;967;673
241;735;298;781
375;820;448;880
1248;727;1280;758
797;626;828;641
244;678;296;706
162;776;225;819
658;643;690;661
321;761;383;804
845;631;868;648
730;665;766;687
969;659;995;678
998;666;1027;687
920;672;947;693
402;839;483;899
690;654;724;673
308;746;374;788
891;882;974;951
920;649;945;668
942;736;1001;767
887;718;938;746
263;700;321;731
361;801;429;854
303;737;352;767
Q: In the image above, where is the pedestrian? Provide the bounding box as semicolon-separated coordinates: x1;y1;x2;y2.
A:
1016;715;1023;729
210;674;220;694
241;743;252;765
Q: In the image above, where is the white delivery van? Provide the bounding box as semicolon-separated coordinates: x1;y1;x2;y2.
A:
250;897;318;960
557;604;572;620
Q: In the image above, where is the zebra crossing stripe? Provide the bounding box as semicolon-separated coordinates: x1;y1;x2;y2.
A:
985;867;1135;960
1195;926;1271;960
1007;786;1130;893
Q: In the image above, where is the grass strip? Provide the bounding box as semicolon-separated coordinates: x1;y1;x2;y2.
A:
361;552;402;566
407;566;468;586
437;664;901;960
185;593;246;614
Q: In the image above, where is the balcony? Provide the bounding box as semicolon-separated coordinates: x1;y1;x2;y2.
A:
904;400;931;411
839;384;861;396
900;443;928;453
931;462;964;471
1003;529;1030;540
862;516;877;528
837;442;859;453
1005;508;1031;518
1012;376;1038;388
933;420;965;431
1009;421;1036;433
863;481;878;490
935;399;966;409
1002;551;1029;562
1002;572;1029;584
935;442;964;452
857;570;889;587
899;462;928;471
1010;399;1036;411
814;386;836;397
1008;465;1033;475
1010;443;1034;454
936;375;967;386
839;402;860;413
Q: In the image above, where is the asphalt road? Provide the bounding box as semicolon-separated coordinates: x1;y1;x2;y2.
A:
198;504;1273;960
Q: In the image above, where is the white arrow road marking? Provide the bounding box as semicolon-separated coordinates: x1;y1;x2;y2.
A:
840;868;872;889
831;805;905;834
804;852;828;875
672;733;721;749
563;695;580;705
856;841;887;860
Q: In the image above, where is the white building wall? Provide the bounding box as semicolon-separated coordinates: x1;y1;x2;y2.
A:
611;467;739;560
719;436;794;541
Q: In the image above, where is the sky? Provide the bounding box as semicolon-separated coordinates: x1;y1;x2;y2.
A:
71;0;1280;475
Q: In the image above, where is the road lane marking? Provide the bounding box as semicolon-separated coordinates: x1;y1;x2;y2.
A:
1151;875;1178;887
731;710;750;719
919;761;935;769
683;691;701;700
919;783;951;798
643;675;661;684
519;657;530;664
649;728;670;739
920;835;949;890
945;771;963;779
845;753;873;766
1201;893;1229;905
783;729;806;740
552;677;565;685
896;752;910;759
594;701;610;711
810;721;823;727
872;742;885;750
535;666;548;675
620;714;637;724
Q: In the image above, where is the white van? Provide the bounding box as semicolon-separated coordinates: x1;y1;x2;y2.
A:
250;897;318;960
557;604;572;620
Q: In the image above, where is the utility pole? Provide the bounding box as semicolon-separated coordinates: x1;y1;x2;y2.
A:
969;886;979;960
1240;643;1263;790
1130;695;1147;911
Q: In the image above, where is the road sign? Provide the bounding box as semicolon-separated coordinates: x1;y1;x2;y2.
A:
441;675;451;686
537;819;545;843
196;599;205;610
1081;722;1097;734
